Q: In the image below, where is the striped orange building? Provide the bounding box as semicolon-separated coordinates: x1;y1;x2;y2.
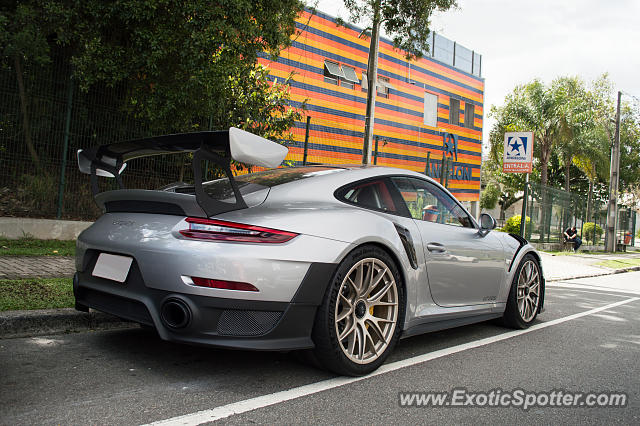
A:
260;8;484;202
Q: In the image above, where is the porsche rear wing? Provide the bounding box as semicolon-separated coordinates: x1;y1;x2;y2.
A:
77;127;288;216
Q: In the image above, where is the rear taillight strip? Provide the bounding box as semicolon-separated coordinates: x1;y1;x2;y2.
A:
191;277;259;292
180;217;298;243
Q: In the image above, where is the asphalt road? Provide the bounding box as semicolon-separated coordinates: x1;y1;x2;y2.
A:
2;272;640;425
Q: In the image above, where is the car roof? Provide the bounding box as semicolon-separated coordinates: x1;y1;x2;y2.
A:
262;164;443;205
288;164;432;181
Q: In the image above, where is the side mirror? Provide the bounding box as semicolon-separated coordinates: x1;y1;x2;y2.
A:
479;213;497;232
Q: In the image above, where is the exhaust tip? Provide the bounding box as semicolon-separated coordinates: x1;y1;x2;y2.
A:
160;298;191;329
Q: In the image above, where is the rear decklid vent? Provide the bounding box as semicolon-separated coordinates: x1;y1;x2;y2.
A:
96;189;206;217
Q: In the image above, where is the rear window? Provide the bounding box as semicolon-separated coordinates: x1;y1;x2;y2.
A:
202;166;345;200
336;178;398;213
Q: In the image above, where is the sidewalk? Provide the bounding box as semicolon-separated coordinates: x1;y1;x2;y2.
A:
0;256;75;279
539;251;640;282
0;255;132;338
1;250;640;339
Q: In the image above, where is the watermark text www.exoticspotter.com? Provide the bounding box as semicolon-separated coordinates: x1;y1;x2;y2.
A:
398;389;627;410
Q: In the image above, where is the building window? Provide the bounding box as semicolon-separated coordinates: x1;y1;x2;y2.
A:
324;60;343;85
464;104;475;128
377;76;390;98
449;98;460;126
361;73;394;97
341;65;358;89
424;92;438;127
324;60;359;89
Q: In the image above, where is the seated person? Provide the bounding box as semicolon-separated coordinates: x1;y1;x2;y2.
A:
563;225;582;252
422;204;439;222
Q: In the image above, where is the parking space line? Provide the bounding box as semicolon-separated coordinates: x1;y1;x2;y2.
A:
551;282;640;295
547;286;636;297
145;297;639;426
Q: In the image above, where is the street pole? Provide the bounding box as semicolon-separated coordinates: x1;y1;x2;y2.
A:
303;116;311;165
373;136;379;165
424;151;431;176
361;8;382;165
520;173;529;238
605;91;622;252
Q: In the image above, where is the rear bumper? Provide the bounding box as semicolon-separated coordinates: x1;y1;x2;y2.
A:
74;258;336;351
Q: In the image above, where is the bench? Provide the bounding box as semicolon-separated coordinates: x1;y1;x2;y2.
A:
562;239;576;251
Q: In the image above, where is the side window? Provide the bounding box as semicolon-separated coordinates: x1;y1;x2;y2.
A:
390;177;437;220
390;177;474;228
338;179;397;213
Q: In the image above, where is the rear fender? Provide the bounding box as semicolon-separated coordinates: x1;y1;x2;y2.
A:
220;205;421;327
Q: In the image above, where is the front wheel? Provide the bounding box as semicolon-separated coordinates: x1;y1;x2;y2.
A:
311;245;405;376
502;254;542;328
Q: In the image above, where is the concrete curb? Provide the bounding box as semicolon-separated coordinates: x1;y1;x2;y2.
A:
546;266;640;283
0;308;137;339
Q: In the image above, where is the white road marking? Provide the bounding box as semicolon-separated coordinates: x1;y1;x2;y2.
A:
145;297;639;426
551;282;640;295
548;286;635;297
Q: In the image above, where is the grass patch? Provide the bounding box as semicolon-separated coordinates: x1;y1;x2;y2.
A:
541;251;575;256
0;278;74;311
597;258;640;269
0;238;75;256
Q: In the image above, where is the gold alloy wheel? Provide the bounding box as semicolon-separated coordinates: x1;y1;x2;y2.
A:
517;259;540;322
334;257;399;364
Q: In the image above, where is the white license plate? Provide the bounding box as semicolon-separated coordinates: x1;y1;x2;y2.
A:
92;253;133;283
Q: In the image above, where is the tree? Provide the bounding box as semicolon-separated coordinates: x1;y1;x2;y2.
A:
497;80;568;188
337;0;457;163
618;103;640;193
553;77;591;191
483;97;530;221
488;76;619;241
0;2;54;167
480;157;525;220
626;183;640;213
1;0;305;138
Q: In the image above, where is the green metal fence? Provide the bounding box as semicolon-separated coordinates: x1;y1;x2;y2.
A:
1;56;194;221
521;182;635;247
2;57;638;243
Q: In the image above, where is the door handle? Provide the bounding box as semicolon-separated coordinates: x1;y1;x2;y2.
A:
426;243;446;253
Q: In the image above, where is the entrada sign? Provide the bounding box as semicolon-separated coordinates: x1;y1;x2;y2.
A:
503;131;534;173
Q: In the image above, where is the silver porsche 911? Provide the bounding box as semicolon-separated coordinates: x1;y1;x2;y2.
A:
74;128;545;376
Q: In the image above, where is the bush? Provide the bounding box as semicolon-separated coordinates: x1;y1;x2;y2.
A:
18;174;58;217
480;183;500;210
583;222;604;241
503;215;530;234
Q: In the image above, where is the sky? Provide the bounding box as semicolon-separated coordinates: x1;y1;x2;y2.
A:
313;0;640;148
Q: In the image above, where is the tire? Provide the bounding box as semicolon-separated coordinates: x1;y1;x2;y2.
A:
502;253;542;329
311;245;405;376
